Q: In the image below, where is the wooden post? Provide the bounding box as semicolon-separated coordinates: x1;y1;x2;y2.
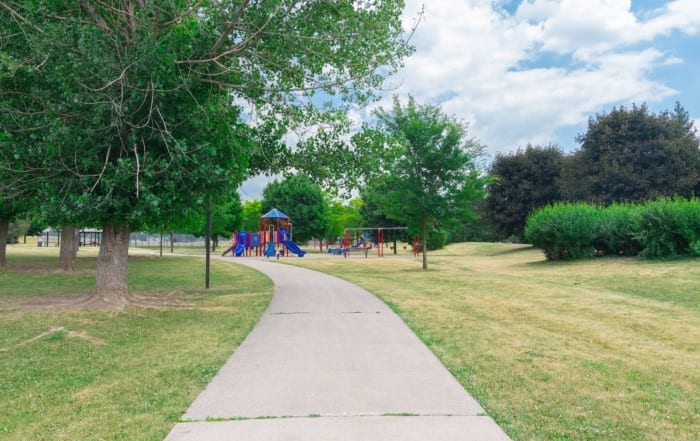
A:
205;205;212;289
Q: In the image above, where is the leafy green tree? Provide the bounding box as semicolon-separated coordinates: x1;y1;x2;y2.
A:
172;192;243;251
1;1;413;304
262;175;329;243
483;144;565;240
240;200;263;233
327;198;363;244
360;180;408;251
563;103;699;204
0;174;31;266
357;96;489;269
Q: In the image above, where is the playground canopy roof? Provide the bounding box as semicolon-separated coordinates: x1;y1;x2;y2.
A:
261;208;289;219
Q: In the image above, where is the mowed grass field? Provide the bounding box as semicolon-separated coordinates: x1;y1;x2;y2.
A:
0;245;272;441
286;242;700;441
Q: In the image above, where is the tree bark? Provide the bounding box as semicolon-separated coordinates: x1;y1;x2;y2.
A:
89;222;131;306
59;225;79;271
170;231;174;253
0;217;9;267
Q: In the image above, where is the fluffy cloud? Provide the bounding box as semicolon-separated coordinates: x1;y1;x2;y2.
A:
242;1;699;198
378;0;698;156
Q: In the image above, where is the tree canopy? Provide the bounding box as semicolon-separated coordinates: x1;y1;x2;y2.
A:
0;1;413;303
356;96;489;269
240;200;263;233
173;192;243;246
262;174;329;243
483;144;564;240
327;198;363;241
564;103;699;204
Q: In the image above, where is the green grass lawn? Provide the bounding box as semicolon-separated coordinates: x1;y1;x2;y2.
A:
0;245;272;441
285;242;700;441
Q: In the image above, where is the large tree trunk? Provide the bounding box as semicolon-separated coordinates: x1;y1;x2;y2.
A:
89;222;131;306
59;225;79;271
0;217;9;267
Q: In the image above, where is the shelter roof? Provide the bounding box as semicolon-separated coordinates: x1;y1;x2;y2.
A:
261;208;289;219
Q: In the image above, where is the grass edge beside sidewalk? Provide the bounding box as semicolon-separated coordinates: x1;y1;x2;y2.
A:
282;242;700;441
0;248;273;441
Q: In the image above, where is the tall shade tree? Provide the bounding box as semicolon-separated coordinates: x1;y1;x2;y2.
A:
483;144;564;240
563;103;699;204
357;96;489;269
262;175;329;243
0;1;414;305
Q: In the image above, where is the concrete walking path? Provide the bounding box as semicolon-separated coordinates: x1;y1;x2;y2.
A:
165;257;511;440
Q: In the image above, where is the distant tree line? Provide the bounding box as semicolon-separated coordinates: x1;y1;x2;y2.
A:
482;103;700;241
218;102;700;258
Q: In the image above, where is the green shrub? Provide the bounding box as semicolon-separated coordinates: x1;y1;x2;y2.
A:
526;198;700;260
691;241;700;257
524;203;599;260
636;198;700;258
426;229;449;251
593;203;642;256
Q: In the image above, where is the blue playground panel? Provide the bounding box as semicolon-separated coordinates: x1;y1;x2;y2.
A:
263;242;276;257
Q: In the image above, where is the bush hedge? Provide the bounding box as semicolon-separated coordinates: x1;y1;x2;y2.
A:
524;198;700;260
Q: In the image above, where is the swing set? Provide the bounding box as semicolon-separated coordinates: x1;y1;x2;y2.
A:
338;227;410;258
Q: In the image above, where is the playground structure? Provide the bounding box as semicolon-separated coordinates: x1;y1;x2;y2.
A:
222;208;306;258
330;227;410;258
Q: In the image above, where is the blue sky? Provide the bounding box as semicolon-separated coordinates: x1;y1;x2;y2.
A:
388;0;700;155
240;0;700;199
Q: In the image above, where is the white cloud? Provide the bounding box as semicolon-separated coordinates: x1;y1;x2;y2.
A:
521;0;640;58
643;0;700;36
240;1;699;199
239;174;275;201
382;0;693;157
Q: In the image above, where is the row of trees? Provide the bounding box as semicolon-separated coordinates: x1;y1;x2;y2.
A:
170;101;700;264
3;3;697;298
0;1;416;304
483;104;700;240
243;97;491;269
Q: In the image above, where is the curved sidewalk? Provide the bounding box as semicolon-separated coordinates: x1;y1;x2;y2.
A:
165;257;511;440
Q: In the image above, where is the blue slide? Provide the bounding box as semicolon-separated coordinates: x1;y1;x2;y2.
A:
282;240;306;257
234;243;245;256
263;242;276;257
